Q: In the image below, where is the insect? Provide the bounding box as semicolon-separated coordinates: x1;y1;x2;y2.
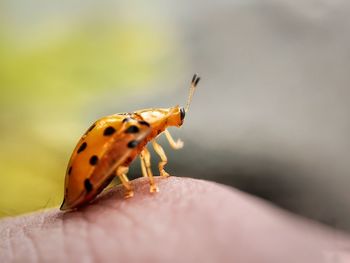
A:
60;74;200;210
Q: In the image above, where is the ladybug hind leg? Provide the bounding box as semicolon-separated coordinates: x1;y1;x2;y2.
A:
140;147;159;193
152;140;170;178
116;166;134;198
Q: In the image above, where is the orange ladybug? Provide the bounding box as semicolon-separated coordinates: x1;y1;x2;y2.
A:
60;74;200;210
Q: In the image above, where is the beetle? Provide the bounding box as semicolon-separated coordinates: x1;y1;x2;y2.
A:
60;74;200;210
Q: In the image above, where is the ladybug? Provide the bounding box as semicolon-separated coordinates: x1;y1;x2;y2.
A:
60;74;200;210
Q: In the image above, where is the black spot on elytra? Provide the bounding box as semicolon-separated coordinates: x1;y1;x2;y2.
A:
138;120;150;127
103;126;116;136
89;155;99;165
68;166;72;175
125;125;139;134
122;117;133;123
127;140;139;148
77;142;87;153
84;179;93;192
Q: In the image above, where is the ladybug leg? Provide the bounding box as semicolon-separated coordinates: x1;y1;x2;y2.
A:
164;129;184;150
140;153;148;178
152;140;170;178
140;147;159;193
116;166;134;198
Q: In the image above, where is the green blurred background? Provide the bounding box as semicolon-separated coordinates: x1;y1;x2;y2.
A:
0;1;186;217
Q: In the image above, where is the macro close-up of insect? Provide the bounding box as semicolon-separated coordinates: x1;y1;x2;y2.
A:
60;74;200;210
4;2;350;262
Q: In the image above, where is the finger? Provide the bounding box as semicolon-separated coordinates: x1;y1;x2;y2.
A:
0;177;349;263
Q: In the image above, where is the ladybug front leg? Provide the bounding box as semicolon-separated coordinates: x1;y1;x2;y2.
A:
164;129;184;150
116;166;134;198
152;140;170;178
140;147;159;193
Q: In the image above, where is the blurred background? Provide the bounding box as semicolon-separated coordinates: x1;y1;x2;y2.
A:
1;0;350;232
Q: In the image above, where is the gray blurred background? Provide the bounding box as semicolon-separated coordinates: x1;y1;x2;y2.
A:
128;0;350;232
1;0;349;232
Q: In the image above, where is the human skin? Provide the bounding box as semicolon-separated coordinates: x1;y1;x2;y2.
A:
0;177;349;263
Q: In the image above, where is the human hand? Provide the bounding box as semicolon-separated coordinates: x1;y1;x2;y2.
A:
1;177;349;263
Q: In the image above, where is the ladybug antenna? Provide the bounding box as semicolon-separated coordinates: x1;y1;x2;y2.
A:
185;74;200;112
